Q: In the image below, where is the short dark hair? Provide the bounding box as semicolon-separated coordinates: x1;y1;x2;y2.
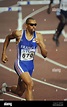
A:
26;17;35;24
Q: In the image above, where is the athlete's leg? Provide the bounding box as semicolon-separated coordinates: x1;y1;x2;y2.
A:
6;77;26;97
53;14;65;46
6;61;26;96
10;60;34;100
53;21;65;40
6;72;34;100
19;72;34;101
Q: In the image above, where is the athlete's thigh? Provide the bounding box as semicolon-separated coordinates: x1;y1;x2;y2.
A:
20;72;33;86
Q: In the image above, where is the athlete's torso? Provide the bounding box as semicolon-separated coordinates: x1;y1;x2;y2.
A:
17;30;37;62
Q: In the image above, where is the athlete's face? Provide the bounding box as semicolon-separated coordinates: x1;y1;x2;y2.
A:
26;19;37;34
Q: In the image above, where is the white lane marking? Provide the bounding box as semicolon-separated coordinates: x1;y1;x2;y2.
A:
35;52;67;69
3;93;26;101
0;99;4;101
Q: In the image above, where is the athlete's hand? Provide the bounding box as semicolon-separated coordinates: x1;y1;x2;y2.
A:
1;53;8;63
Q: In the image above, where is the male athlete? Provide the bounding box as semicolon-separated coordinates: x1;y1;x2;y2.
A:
1;17;47;100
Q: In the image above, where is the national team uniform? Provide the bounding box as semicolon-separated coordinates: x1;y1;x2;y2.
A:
14;30;37;76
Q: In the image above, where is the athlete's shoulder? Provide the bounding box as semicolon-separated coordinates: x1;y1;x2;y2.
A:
14;30;22;36
36;31;42;35
36;31;42;38
12;30;23;44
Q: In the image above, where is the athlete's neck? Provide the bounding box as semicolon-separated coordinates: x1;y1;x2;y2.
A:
26;30;34;40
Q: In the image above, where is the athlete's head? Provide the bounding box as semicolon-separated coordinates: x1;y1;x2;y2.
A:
26;17;37;33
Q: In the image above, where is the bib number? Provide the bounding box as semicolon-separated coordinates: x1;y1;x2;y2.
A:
20;50;35;61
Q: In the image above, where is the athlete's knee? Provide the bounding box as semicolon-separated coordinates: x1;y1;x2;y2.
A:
26;79;34;90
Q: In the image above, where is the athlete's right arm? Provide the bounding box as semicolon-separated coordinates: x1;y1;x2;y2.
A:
1;30;19;63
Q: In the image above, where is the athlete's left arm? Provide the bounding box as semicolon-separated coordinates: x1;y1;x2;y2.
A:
36;33;47;58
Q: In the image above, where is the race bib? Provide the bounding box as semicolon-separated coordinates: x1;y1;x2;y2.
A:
20;49;35;61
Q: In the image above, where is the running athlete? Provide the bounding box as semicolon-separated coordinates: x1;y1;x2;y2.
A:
47;0;67;46
1;17;47;101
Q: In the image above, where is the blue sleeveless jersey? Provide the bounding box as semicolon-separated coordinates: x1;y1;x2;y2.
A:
18;30;37;61
14;30;37;76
